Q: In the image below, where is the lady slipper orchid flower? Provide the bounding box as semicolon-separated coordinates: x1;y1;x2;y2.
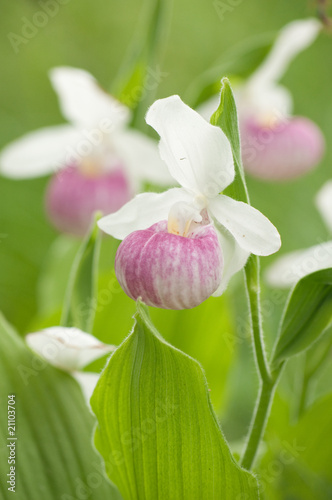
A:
0;67;172;236
98;95;281;309
266;181;332;287
199;19;325;181
26;326;115;401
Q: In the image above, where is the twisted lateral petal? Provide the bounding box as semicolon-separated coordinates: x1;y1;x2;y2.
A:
45;165;132;236
316;181;332;233
146;95;234;196
213;224;250;296
249;18;321;88
98;188;192;240
112;128;174;188
265;241;332;288
50;66;131;129
0;125;81;179
209;195;281;256
26;327;115;371
241;116;325;180
115;221;223;309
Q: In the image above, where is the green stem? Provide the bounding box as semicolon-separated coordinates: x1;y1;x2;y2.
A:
240;255;279;469
244;256;272;385
241;380;276;470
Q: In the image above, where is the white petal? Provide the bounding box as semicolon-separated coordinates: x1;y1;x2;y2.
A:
146;95;234;196
249;18;321;87
112;128;175;189
98;188;192;240
50;67;131;129
316;181;332;233
26;327;115;371
213;224;250;295
209;195;281;256
0;125;81;178
73;371;100;404
265;241;332;288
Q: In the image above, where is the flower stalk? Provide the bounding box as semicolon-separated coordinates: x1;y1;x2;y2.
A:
240;255;283;470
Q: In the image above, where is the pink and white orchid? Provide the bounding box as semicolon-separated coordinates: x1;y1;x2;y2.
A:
98;95;281;309
199;19;325;181
0;67;172;236
266;181;332;288
26;326;115;401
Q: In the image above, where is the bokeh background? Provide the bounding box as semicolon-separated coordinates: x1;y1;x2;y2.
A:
1;1;331;497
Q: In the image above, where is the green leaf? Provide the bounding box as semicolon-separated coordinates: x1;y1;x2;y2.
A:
150;294;236;413
91;301;259;500
0;313;122;500
272;268;332;368
210;77;249;204
61;215;102;333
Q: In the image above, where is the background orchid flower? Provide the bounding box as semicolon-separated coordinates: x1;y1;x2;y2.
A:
98;95;281;309
26;326;115;401
266;181;332;288
199;19;325;181
0;67;172;236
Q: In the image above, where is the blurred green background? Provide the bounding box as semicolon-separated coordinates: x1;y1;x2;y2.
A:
1;1;331;497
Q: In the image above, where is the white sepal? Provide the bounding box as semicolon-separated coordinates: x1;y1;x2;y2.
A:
146;95;234;196
249;18;321;88
50;66;131;129
26;327;115;372
0;125;81;178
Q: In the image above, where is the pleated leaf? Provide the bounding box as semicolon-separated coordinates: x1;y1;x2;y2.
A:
0;313;122;500
91;301;259;500
272;268;332;368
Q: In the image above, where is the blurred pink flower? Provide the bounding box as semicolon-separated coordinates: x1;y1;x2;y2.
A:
0;67;172;236
199;19;325;181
